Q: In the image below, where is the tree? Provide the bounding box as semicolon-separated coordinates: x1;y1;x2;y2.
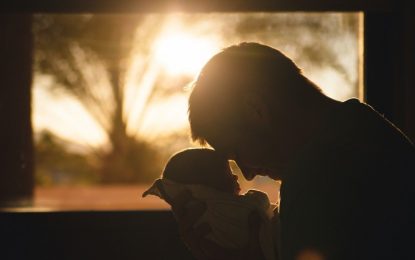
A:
35;130;98;186
33;14;166;183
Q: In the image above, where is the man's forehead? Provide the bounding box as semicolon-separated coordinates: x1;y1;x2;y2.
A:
205;134;238;159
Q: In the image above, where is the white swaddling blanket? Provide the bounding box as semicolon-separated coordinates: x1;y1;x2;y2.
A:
142;178;277;260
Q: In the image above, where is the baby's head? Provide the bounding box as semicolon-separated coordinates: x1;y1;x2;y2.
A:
163;148;240;194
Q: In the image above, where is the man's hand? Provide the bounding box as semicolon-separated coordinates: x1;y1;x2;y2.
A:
171;190;266;260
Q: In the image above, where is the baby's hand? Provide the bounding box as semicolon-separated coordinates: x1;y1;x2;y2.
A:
171;190;211;259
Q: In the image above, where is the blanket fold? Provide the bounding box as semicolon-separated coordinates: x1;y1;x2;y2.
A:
143;178;277;260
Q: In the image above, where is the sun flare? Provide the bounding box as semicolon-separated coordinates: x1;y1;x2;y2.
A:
154;31;219;76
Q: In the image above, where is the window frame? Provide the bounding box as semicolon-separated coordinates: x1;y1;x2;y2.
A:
0;0;413;210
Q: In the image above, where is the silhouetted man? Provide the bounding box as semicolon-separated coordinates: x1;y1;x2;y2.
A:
175;42;415;260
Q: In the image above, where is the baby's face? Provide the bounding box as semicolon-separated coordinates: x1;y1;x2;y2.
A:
210;164;241;195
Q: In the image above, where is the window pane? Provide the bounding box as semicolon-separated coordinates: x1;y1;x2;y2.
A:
32;12;362;210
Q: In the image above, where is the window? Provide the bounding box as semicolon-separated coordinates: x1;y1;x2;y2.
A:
32;12;363;210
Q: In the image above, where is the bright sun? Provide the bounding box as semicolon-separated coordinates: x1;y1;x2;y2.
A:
154;31;219;76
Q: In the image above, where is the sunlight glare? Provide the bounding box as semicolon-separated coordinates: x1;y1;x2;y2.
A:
154;32;219;76
138;94;189;138
33;84;108;149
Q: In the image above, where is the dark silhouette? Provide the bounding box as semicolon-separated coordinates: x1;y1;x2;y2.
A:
172;42;415;259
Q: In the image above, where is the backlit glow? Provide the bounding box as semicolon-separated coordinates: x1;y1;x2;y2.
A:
154;31;219;76
32;13;362;210
124;19;221;138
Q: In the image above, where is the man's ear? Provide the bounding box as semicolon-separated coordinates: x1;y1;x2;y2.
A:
243;93;271;125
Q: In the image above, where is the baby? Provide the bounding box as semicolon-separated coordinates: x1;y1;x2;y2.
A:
142;148;278;260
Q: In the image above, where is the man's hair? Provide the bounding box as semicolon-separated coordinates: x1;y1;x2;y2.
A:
188;42;322;145
163;148;228;185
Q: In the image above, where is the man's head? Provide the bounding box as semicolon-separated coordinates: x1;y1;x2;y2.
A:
163;148;240;194
188;42;327;180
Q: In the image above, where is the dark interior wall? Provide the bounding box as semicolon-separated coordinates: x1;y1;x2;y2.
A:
0;211;193;260
0;15;34;207
402;11;415;142
365;10;415;142
0;0;399;13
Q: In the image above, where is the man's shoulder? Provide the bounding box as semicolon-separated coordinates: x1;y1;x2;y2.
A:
336;99;414;154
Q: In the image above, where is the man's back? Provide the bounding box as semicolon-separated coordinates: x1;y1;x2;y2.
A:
280;99;415;260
